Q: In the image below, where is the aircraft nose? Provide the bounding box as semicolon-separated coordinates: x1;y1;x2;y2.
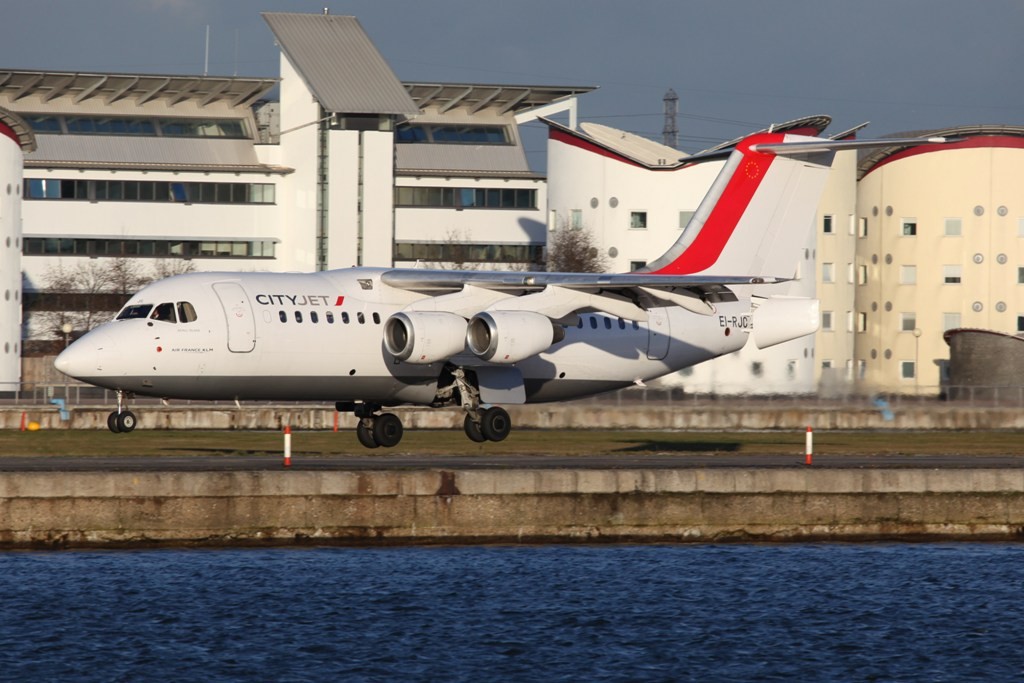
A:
54;325;119;379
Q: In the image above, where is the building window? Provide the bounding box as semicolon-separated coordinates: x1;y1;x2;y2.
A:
1018;266;1024;284
393;242;544;265
848;214;856;236
858;217;868;238
846;311;854;333
847;263;854;284
901;360;916;380
26;114;246;138
395;123;510;145
630;211;647;229
943;313;961;331
945;218;962;236
395;186;536;210
899;265;917;285
856;359;867;380
1018;316;1024;334
1018;218;1024;238
23;237;275;259
822;215;833;234
900;312;917;332
751;361;763;377
629;261;646;271
822;262;834;283
857;264;868;285
857;312;867;333
25;178;276;205
570;209;583;229
821;310;833;331
821;359;833;370
902;219;917;236
943;265;962;284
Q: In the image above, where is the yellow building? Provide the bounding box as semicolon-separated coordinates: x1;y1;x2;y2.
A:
850;126;1024;393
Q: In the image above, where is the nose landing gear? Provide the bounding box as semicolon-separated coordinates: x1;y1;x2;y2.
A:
107;391;137;434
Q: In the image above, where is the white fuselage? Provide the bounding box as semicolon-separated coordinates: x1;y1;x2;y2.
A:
56;269;752;405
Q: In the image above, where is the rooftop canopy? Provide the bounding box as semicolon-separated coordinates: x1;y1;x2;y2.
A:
0;70;277;109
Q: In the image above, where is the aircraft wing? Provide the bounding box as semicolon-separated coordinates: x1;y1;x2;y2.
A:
380;269;788;320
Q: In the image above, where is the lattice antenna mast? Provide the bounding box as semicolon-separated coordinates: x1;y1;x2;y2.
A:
662;88;679;149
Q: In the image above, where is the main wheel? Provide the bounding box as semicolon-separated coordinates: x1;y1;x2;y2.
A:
116;410;137;433
356;420;379;449
107;411;121;434
463;414;487;443
480;406;511;442
372;412;404;448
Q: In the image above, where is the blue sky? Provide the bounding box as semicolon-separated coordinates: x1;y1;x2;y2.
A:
3;0;1022;160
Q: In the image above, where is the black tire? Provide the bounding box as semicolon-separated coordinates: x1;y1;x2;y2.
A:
480;406;511;442
107;411;121;434
464;414;487;442
356;420;379;449
116;410;137;433
372;413;404;448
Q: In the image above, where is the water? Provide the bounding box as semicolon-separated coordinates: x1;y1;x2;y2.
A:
2;544;1024;682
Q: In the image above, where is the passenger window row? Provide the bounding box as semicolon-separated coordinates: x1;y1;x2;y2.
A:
575;315;641;331
277;310;382;325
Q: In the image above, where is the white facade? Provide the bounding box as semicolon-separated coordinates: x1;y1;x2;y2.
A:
0;117;28;391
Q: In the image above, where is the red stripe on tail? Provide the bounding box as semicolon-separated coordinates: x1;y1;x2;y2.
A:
651;134;783;275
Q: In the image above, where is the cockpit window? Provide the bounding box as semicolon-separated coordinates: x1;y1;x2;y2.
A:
177;302;198;323
150;302;177;323
116;304;153;320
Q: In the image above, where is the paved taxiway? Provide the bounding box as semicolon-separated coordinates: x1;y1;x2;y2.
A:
2;453;1024;471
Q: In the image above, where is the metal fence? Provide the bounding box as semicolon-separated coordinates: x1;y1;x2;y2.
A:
5;382;1024;409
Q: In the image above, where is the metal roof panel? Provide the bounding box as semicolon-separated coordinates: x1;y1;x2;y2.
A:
262;13;419;116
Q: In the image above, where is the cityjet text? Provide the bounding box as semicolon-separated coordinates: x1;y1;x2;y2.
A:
254;294;344;306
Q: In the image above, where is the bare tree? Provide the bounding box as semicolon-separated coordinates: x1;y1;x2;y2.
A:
151;258;197;280
546;219;609;273
30;258;195;340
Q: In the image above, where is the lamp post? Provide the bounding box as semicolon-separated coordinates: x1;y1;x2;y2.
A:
913;328;922;395
61;322;73;400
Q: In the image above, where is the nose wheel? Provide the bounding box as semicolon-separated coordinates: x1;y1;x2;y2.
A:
107;391;137;433
107;410;137;433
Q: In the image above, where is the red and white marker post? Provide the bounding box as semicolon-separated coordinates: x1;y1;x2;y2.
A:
283;425;292;468
805;426;813;466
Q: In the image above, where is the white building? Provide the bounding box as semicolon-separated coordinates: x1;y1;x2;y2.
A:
3;12;589;348
0;109;33;392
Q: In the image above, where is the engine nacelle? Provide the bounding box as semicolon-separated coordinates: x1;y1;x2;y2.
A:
383;311;467;363
751;296;820;350
466;310;558;363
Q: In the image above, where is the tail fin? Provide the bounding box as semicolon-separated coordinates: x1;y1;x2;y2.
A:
642;133;835;278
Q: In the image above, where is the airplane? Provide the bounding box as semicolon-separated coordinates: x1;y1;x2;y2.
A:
53;131;949;447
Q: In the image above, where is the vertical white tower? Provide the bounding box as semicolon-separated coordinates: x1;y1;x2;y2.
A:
0;111;33;393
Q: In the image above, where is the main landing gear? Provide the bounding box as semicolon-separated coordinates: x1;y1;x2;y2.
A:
107;390;137;434
343;402;404;449
339;367;515;449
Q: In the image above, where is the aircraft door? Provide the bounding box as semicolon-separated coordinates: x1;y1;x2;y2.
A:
213;282;256;353
646;307;670;360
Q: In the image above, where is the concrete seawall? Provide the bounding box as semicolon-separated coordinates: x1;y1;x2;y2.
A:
6;403;1024;431
3;468;1024;548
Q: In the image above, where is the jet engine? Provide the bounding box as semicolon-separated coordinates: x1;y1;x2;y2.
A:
383;311;467;363
466;310;562;363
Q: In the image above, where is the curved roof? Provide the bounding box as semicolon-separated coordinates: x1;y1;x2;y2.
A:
0;107;35;152
858;124;1024;179
698;115;832;154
